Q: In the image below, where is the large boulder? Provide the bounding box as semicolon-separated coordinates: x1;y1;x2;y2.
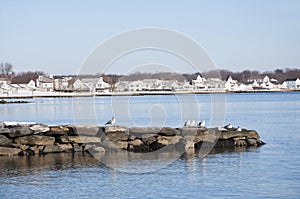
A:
7;126;34;138
0;128;10;134
157;135;182;146
0;146;22;156
15;135;55;146
45;126;69;136
219;130;260;140
105;126;129;133
68;136;101;144
42;144;73;153
158;127;180;136
68;125;103;136
129;127;162;137
29;124;50;134
0;135;12;147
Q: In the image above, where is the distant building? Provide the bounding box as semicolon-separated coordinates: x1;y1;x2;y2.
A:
54;77;73;91
73;79;90;92
191;75;206;89
36;75;54;92
225;76;239;91
95;77;110;92
284;78;300;89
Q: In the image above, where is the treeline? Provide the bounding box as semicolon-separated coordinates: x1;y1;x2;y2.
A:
2;64;300;84
118;68;300;83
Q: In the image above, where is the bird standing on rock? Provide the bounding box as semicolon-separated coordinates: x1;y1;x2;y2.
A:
190;120;196;127
236;126;242;131
224;123;233;129
184;120;191;127
198;120;206;127
105;117;115;126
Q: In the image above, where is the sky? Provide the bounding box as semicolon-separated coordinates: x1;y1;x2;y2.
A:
0;0;300;75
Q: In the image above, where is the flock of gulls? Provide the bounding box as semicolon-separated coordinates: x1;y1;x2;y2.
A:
105;116;242;132
184;120;242;131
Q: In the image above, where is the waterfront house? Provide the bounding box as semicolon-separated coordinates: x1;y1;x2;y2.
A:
36;75;54;92
225;76;239;91
114;81;129;92
0;81;13;95
95;77;110;92
54;76;73;91
191;75;206;90
73;79;90;92
284;78;300;89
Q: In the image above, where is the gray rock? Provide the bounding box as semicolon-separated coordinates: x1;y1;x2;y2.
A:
157;135;182;146
105;126;129;133
112;141;128;150
0;146;22;156
84;144;105;153
142;136;157;145
68;136;101;144
0;135;12;147
247;138;257;146
8;126;34;138
46;126;69;136
130;139;143;146
42;144;73;153
70;125;102;136
158;127;180;136
129;127;162;136
219;130;260;140
105;131;129;142
0;128;10;134
15;135;55;146
29;124;50;134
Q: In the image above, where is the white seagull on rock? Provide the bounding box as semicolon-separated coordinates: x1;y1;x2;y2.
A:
184;120;191;127
224;123;233;129
198;120;206;127
236;126;242;132
190;120;196;127
105;117;115;126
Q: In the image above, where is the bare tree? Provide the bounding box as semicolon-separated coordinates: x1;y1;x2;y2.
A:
0;62;14;78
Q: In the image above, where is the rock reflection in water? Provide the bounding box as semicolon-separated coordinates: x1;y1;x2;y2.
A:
0;153;100;177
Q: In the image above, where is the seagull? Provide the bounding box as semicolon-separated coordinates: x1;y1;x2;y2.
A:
190;120;196;127
198;120;206;127
218;126;227;131
184;120;191;127
236;126;242;132
105;116;115;125
224;123;233;129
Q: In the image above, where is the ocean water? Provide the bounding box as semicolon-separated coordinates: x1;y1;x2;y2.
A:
0;92;299;198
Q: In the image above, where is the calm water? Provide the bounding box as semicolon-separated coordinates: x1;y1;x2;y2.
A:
0;93;300;198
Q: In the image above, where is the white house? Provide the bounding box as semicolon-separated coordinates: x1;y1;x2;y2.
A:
0;81;13;95
225;76;239;91
54;77;72;91
192;75;206;90
95;77;110;92
284;78;300;89
114;81;130;92
36;75;54;92
73;79;90;92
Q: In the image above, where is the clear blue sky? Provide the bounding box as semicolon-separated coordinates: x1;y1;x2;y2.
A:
0;0;299;75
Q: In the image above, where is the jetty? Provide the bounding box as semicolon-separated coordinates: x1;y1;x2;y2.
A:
0;122;265;156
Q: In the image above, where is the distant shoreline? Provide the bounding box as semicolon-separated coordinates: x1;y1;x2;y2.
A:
0;89;299;99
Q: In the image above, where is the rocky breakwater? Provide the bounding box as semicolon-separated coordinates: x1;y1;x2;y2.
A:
0;122;265;156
